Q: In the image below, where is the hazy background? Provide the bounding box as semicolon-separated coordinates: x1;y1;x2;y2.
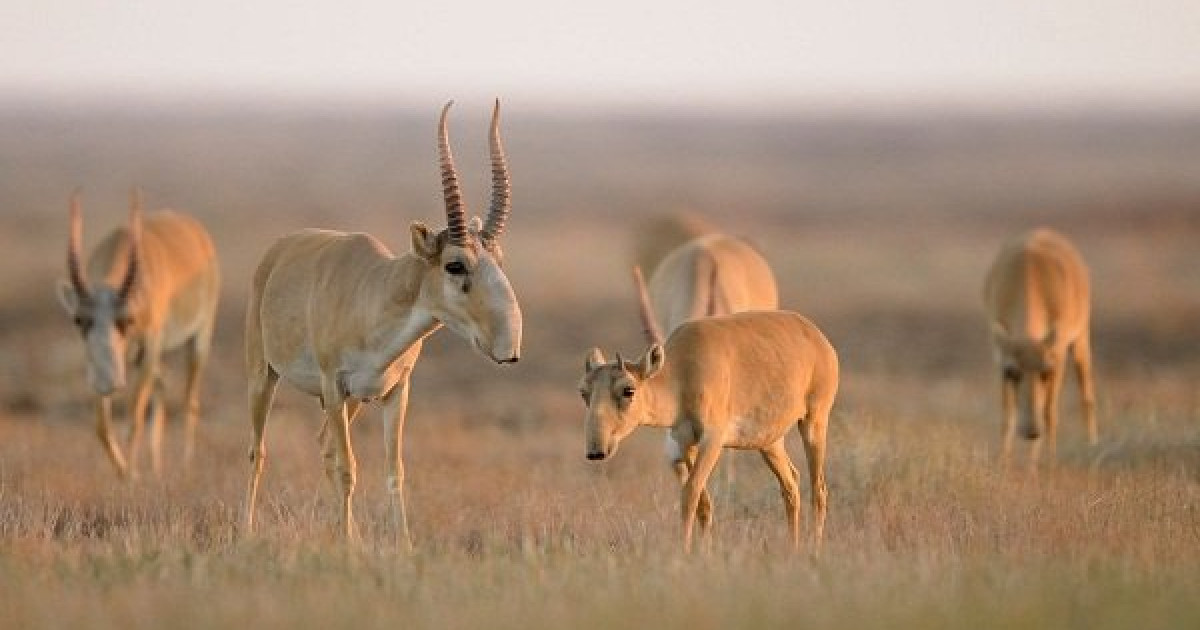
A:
3;0;1199;110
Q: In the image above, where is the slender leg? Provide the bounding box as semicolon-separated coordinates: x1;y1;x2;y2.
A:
1043;364;1068;462
681;436;724;553
321;400;363;499
667;439;710;532
182;327;213;466
800;405;830;554
1000;376;1017;465
148;376;167;476
382;373;414;551
670;442;714;532
242;366;279;533
760;440;802;550
124;337;162;479
1072;333;1098;446
94;396;129;480
322;389;359;542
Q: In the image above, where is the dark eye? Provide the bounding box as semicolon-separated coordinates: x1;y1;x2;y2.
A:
444;261;467;275
621;386;635;399
73;315;93;331
1002;366;1021;382
580;390;590;405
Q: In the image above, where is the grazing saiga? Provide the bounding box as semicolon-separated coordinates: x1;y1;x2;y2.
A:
57;190;220;479
242;101;523;546
984;227;1097;465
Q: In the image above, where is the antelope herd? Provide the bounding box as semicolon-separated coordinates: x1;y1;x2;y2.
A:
49;100;1107;552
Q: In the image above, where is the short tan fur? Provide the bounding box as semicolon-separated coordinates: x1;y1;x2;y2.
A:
983;227;1096;465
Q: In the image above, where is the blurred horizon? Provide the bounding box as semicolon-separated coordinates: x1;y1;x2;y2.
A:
3;91;1199;120
3;1;1199;115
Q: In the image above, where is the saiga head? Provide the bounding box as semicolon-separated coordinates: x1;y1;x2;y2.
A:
412;100;522;364
578;344;664;461
56;191;143;396
992;323;1060;439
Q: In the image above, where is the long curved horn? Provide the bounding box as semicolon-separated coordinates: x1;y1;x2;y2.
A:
632;266;664;345
117;188;142;302
67;191;90;298
438;100;469;247
481;98;511;247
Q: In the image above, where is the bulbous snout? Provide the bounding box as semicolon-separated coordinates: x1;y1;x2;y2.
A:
89;378;119;397
87;364;125;397
85;339;126;396
452;259;523;365
487;305;522;365
477;334;520;364
584;438;617;462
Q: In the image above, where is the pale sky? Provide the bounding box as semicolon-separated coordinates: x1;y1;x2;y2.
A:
2;0;1198;109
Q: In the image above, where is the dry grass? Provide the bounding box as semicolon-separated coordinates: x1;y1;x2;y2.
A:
0;105;1198;628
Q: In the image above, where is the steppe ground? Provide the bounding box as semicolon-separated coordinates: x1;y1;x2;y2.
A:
0;103;1198;628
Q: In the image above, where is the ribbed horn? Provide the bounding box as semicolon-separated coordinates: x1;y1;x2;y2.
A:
438;100;468;247
632;266;664;345
67;191;90;298
117;188;142;302
481;98;511;247
704;264;726;316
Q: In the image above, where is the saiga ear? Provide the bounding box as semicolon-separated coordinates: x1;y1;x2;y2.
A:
410;221;440;262
636;343;665;379
584;347;606;373
56;279;79;315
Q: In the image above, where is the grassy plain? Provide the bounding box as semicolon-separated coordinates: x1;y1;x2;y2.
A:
0;103;1198;628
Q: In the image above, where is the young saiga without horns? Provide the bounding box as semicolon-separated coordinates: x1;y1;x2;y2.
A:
57;191;220;480
580;280;838;553
984;227;1096;465
243;101;523;546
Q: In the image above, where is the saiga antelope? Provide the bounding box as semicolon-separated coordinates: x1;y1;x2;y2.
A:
984;227;1096;465
57;191;220;479
580;286;838;552
243;100;523;546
